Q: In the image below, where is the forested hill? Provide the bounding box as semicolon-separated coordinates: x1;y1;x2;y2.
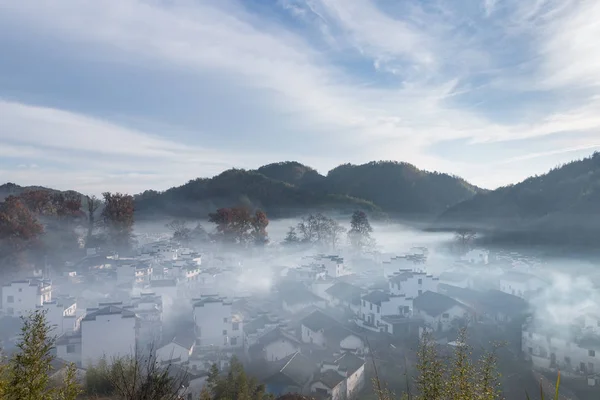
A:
437;152;600;246
0;183;83;202
134;161;482;219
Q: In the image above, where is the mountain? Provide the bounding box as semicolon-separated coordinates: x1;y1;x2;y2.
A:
134;168;379;219
0;183;84;202
438;152;600;246
135;161;482;219
322;161;482;216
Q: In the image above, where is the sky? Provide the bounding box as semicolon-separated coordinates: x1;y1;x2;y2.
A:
0;0;599;195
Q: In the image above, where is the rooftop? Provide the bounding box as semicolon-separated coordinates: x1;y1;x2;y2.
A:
301;310;338;332
314;369;344;389
413;291;463;318
325;282;363;305
82;305;136;321
361;290;390;306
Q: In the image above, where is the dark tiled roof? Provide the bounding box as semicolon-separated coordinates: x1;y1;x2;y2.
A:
325;282;363;305
322;325;359;348
149;279;177;287
82;305;135;321
314;369;344;389
173;330;196;350
332;352;364;375
300;310;337;332
265;352;316;387
413;291;462;318
257;328;301;347
281;287;325;306
361;290;390;306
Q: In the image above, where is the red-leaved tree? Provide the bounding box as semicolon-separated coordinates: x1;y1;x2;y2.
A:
0;196;44;276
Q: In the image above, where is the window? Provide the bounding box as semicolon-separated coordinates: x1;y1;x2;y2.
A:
232;322;239;331
418;279;422;285
223;330;227;336
66;345;75;353
231;337;238;346
442;313;450;318
589;349;596;357
7;296;14;303
18;288;22;292
223;317;228;323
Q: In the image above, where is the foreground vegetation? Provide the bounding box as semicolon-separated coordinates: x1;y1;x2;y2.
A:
0;311;561;400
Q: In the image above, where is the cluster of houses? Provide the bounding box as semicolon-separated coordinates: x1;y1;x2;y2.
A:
1;240;600;398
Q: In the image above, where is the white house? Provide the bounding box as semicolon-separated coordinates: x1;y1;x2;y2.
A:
499;271;546;299
312;352;365;400
192;295;243;349
55;332;83;365
80;304;138;367
522;317;600;380
325;281;364;316
129;292;163;351
156;332;196;365
413;291;471;333
1;279;52;317
359;291;412;329
251;328;301;362
461;248;489;265
389;270;438;298
300;310;366;354
42;296;77;335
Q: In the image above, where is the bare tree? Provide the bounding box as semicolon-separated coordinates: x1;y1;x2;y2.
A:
455;228;476;254
165;219;191;243
88;350;189;400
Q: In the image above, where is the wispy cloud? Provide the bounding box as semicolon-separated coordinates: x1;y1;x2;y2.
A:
0;0;598;192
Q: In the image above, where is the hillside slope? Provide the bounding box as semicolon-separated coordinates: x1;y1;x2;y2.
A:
438;152;600;246
134;168;379;219
135;161;482;219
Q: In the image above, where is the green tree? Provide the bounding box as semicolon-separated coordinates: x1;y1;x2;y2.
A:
4;309;80;400
283;226;300;245
203;357;273;400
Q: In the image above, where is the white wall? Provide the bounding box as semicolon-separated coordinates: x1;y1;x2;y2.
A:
389;273;437;298
1;281;46;317
193;300;242;349
340;335;365;354
346;364;365;399
301;325;325;346
311;381;344;400
81;314;137;368
417;304;467;333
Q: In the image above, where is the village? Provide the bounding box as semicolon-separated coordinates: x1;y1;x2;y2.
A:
1;236;599;400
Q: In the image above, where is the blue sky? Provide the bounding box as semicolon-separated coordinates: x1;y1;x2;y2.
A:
0;0;599;195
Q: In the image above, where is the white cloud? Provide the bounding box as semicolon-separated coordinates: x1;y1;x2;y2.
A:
0;0;599;192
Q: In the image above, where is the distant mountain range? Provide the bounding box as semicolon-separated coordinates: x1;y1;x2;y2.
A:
3;153;600;247
133;161;482;219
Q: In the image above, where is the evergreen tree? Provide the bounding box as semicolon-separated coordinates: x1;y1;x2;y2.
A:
283;226;299;245
4;309;80;400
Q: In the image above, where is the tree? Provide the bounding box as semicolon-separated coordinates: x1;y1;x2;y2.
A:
3;309;81;400
283;226;299;245
251;210;269;245
296;213;344;249
455;228;476;255
0;196;44;276
165;219;192;243
348;210;375;251
85;195;100;245
203;357;273;400
208;207;269;246
101;192;135;250
86;351;188;400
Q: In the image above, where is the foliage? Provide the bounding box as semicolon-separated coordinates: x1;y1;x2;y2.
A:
0;195;44;275
439;151;600;247
2;309;80;400
85;352;187;400
85;195;101;244
296;213;345;248
283;226;300;245
201;357;273;400
348;210;375;251
166;219;192;243
101;192;135;250
208;206;269;246
454;228;476;255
